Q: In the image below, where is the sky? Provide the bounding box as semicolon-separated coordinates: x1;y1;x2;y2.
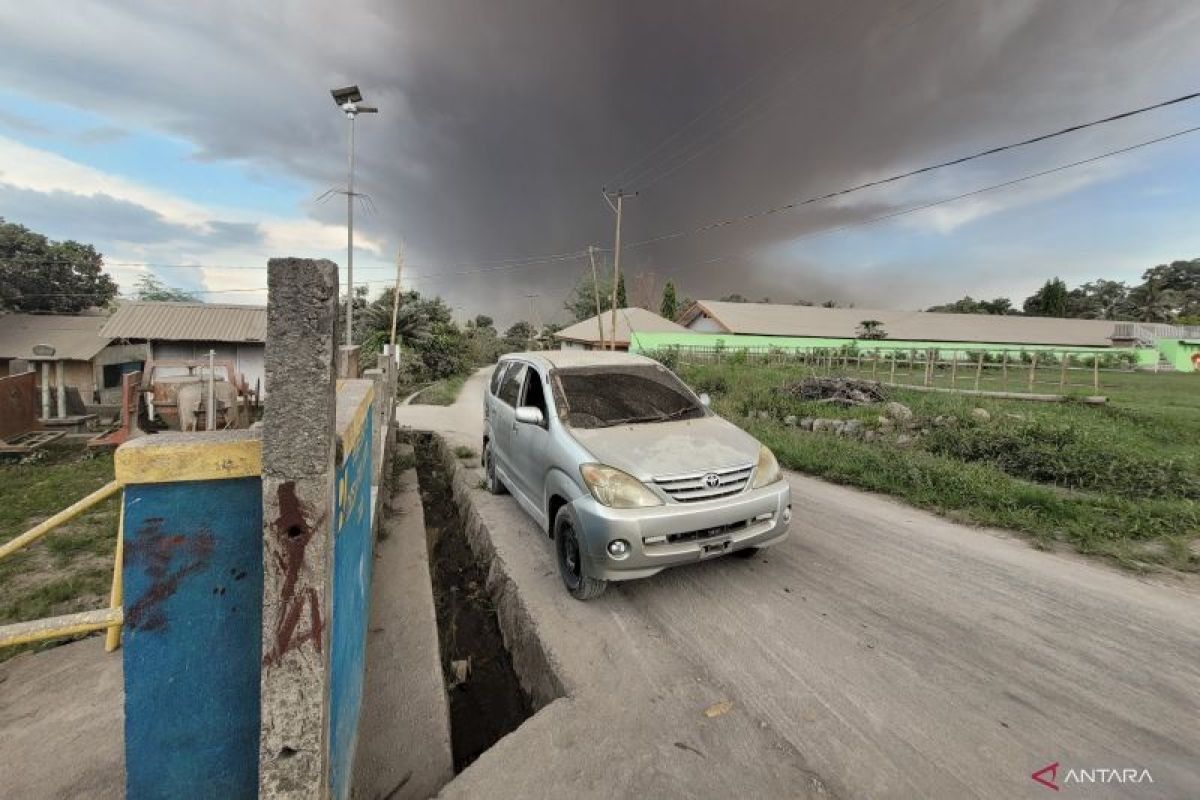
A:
1;0;1199;326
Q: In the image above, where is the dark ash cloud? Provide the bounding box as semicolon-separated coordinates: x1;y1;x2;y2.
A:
1;1;1199;322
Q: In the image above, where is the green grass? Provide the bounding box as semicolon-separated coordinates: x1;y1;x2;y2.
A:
0;443;120;660
453;445;477;460
410;374;467;406
678;363;1200;572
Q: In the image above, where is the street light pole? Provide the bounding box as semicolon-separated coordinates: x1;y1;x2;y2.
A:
346;111;356;346
330;85;377;347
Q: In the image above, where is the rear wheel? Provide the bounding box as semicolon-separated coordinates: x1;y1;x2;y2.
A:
554;505;607;601
483;441;506;495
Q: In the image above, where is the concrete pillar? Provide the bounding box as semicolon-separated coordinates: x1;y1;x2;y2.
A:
259;258;340;799
55;360;65;418
337;345;361;379
40;361;50;419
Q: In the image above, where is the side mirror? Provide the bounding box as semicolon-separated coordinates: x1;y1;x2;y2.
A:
515;406;545;426
699;393;711;407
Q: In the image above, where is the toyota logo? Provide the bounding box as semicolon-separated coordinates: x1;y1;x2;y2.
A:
703;473;721;488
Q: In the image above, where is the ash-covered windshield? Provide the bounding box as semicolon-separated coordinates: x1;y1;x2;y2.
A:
552;364;705;428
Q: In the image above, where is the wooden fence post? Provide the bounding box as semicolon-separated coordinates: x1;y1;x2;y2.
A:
1093;355;1100;392
950;352;958;388
973;352;984;391
1001;351;1009;390
889;352;897;383
1059;352;1069;390
1028;351;1038;392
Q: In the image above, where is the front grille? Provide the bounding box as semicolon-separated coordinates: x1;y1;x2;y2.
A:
652;462;754;503
665;519;748;545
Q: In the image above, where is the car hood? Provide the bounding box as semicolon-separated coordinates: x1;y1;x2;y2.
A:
567;415;761;480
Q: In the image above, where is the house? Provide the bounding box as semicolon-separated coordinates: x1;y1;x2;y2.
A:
99;301;267;392
0;313;145;407
553;307;689;351
678;300;1119;348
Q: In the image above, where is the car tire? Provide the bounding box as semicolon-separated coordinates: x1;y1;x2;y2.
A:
554;505;607;601
483;441;506;495
732;546;761;559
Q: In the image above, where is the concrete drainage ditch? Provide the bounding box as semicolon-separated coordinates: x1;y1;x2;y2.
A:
411;433;544;772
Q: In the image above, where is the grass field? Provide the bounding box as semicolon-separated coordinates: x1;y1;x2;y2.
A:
410;374;468;406
0;443;120;660
678;362;1199;572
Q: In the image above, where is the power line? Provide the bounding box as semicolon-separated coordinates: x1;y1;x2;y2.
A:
618;89;1200;252
678;123;1200;270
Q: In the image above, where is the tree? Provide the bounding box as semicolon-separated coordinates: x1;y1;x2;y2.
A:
719;293;749;303
660;281;678;320
1065;279;1128;320
856;319;888;340
927;296;1013;315
354;286;464;374
1023;278;1069;317
628;271;662;311
616;273;627;307
0;218;118;312
503;320;537;349
133;274;199;302
564;270;612;321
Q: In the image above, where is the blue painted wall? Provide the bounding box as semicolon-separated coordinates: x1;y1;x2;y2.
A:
122;478;263;800
330;411;375;800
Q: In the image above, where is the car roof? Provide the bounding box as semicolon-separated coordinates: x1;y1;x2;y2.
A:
499;349;659;370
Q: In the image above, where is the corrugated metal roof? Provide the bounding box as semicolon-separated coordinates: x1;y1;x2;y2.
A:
554;307;688;346
100;301;267;343
0;313;111;361
681;301;1118;347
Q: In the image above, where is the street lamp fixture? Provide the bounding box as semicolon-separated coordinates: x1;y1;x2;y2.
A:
330;85;378;346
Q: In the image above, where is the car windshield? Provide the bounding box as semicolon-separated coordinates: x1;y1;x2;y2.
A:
553;364;705;428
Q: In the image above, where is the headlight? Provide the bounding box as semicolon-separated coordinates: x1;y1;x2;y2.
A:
751;444;781;489
579;463;663;508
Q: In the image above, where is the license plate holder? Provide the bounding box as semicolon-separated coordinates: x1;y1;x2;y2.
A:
700;539;732;558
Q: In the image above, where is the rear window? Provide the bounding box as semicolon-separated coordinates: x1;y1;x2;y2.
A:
552;365;704;428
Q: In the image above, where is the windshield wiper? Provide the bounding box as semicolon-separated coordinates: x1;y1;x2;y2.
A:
599;406;697;427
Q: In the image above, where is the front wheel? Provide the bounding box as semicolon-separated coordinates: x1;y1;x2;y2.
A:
483;441;506;495
554;505;607;601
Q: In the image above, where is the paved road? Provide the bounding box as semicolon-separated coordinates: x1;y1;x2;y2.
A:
399;368;1200;798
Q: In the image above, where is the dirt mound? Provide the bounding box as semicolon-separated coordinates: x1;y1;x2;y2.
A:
784;377;887;406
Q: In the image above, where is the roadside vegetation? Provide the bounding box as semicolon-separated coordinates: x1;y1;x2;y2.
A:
412;375;468;406
678;362;1200;572
0;444;120;661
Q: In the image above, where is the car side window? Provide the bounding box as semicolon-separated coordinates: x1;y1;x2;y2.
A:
521;367;549;418
497;363;526;407
490;362;510;396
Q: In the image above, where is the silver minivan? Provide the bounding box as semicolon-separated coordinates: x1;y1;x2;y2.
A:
482;350;791;600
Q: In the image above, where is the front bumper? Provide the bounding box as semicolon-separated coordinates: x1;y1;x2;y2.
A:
572;479;791;581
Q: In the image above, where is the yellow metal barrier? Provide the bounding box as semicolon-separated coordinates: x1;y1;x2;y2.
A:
0;479;126;652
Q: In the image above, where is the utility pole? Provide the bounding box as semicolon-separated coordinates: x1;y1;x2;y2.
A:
588;245;605;347
330;86;378;347
602;189;633;350
389;243;404;359
525;293;541;349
